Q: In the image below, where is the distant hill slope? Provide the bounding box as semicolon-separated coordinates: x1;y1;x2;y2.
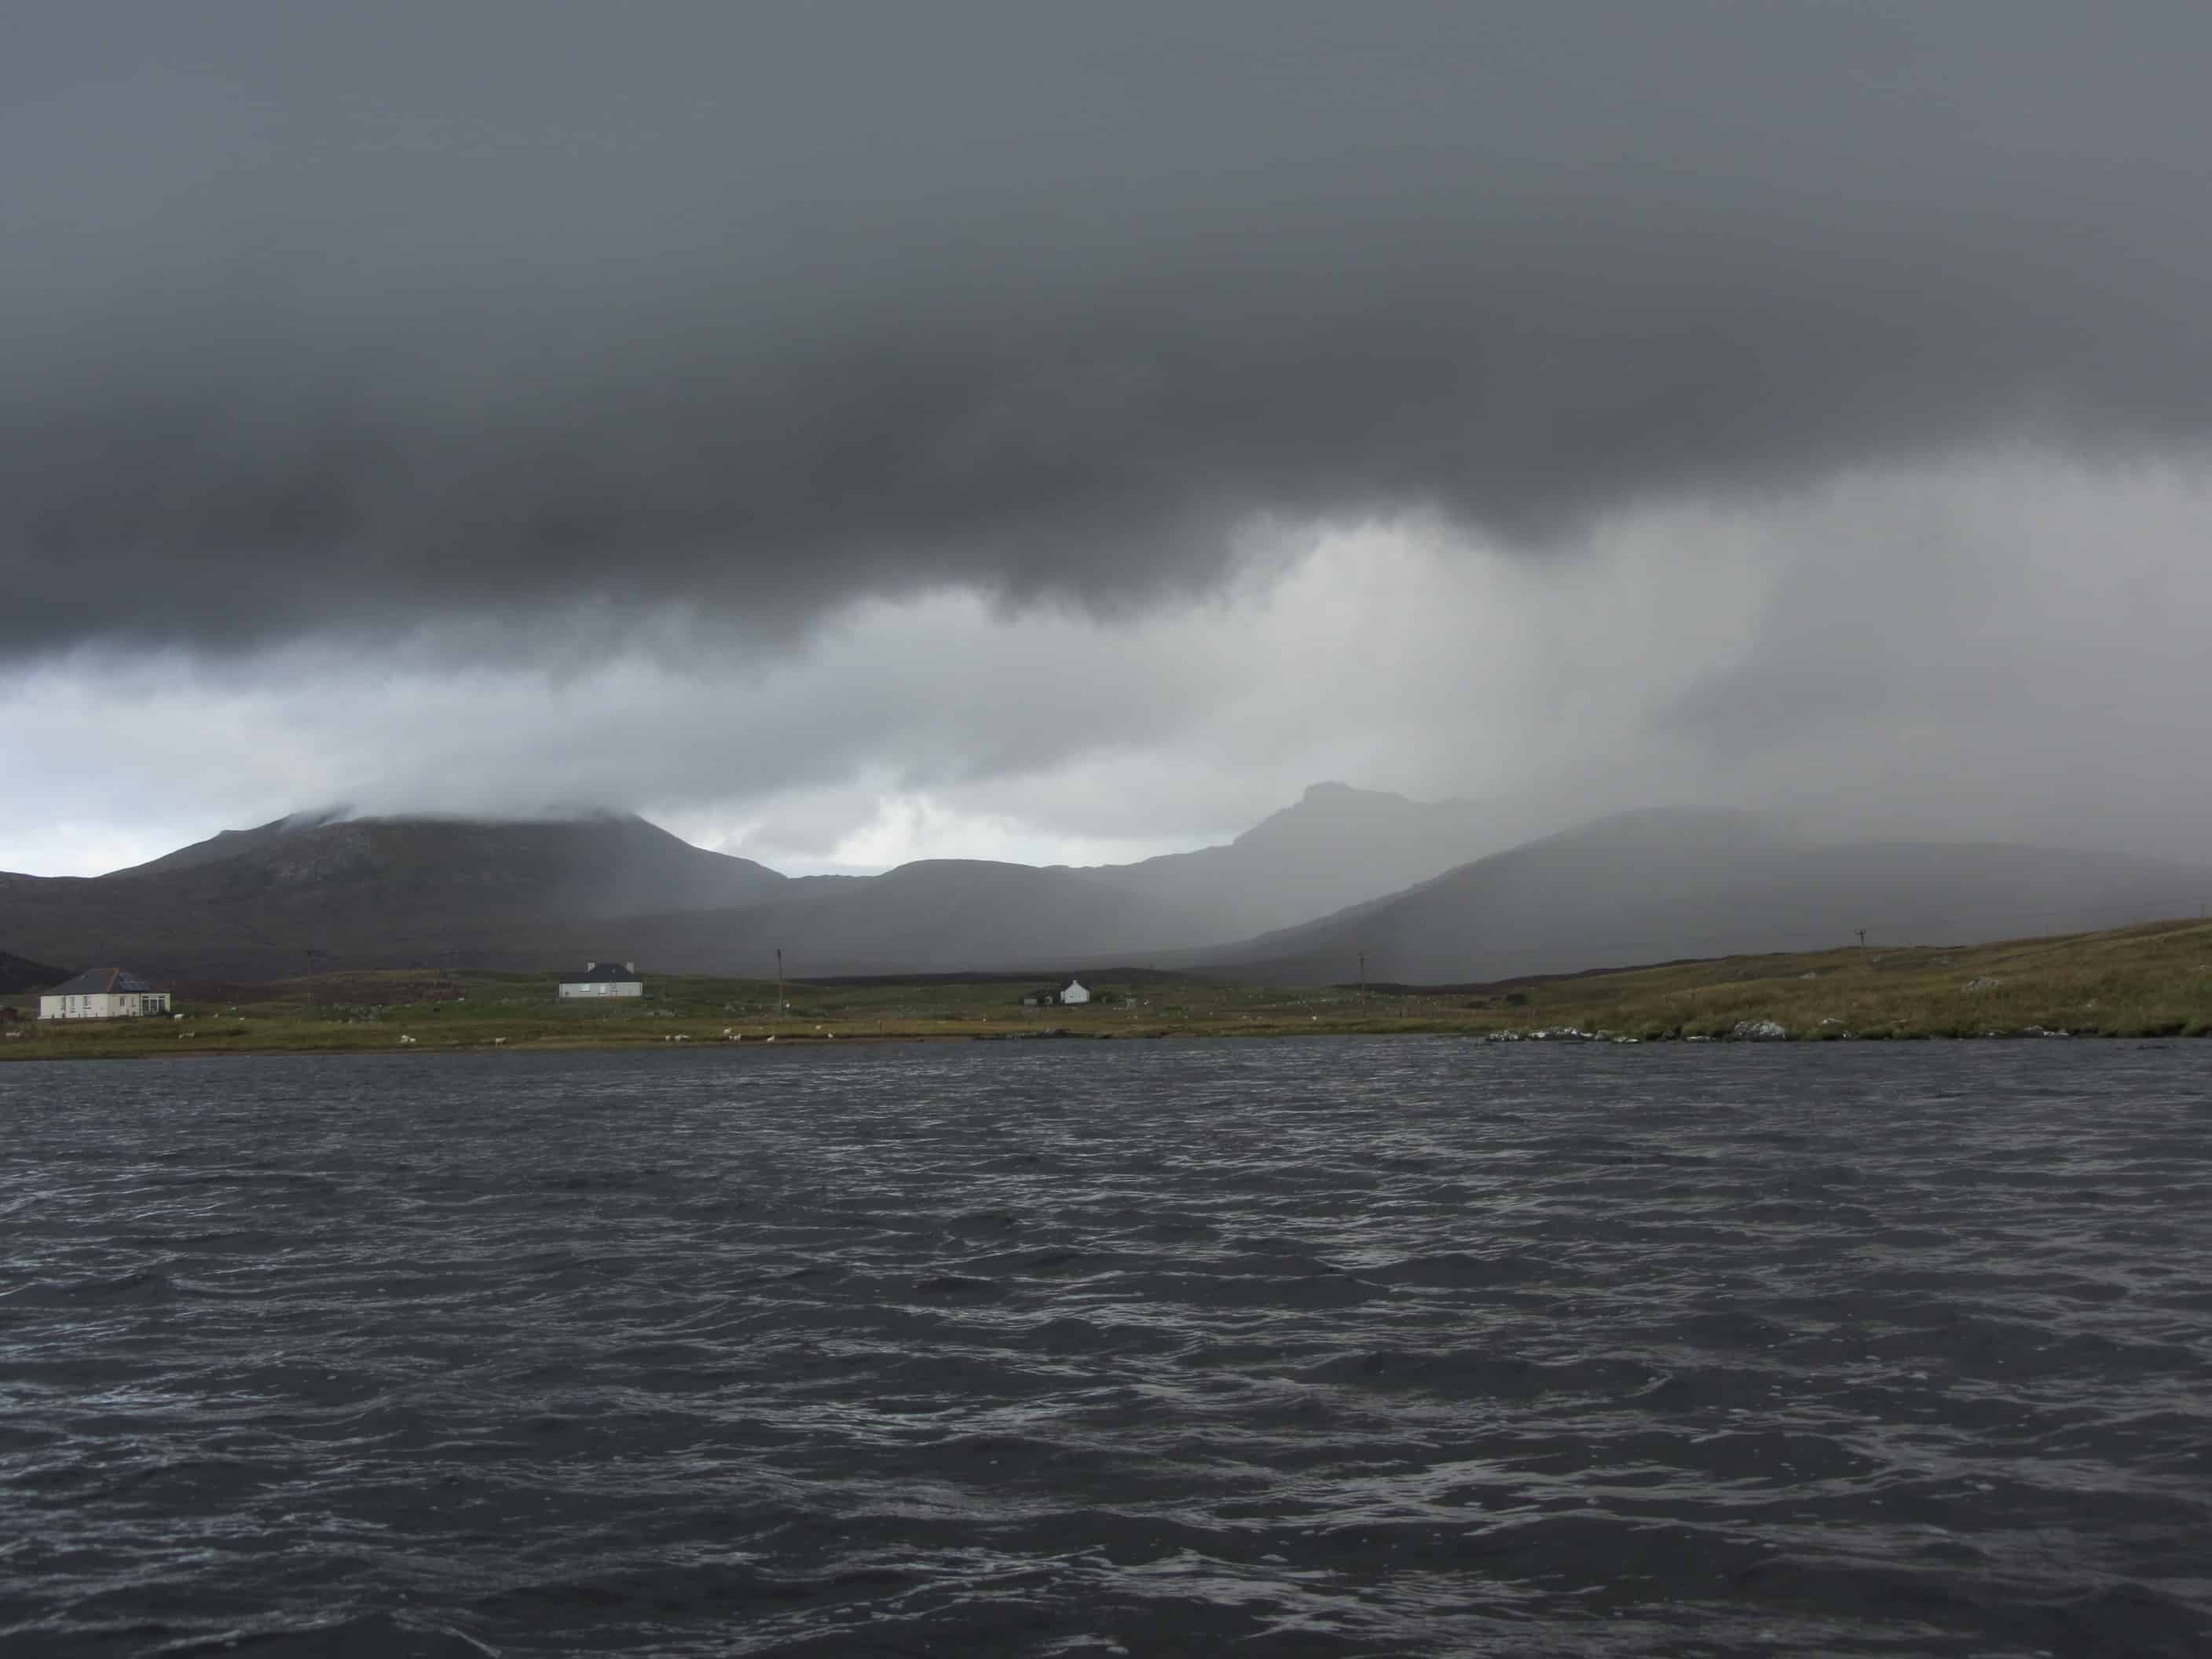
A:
532;783;1517;976
0;812;794;979
1064;781;1507;938
0;950;71;995
0;816;1209;980
0;784;1511;981
470;858;1200;979
1195;808;2212;985
109;808;355;877
16;793;2194;988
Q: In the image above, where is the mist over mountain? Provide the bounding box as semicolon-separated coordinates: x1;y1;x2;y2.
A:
494;860;1189;983
11;7;2212;958
0;786;1503;981
0;812;796;980
1063;782;1511;939
1197;810;2212;986
7;789;2203;989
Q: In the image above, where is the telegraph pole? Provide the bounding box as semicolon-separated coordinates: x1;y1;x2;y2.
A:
1358;952;1368;1003
775;947;785;1035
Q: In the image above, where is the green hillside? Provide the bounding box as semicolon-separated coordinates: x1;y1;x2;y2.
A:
6;917;2209;1062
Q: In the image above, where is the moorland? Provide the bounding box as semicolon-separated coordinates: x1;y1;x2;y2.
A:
7;917;2209;1062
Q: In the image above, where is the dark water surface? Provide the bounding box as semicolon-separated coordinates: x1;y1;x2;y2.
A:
3;1040;2209;1657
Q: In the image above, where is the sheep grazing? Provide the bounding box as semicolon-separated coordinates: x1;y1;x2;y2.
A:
397;1035;417;1046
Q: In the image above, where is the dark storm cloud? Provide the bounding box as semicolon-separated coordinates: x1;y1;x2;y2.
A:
5;2;2211;656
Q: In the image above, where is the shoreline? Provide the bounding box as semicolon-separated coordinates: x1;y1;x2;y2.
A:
4;1021;2204;1067
7;916;2208;1064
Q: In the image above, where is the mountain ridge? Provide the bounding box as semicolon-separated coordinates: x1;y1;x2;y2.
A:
8;795;2203;987
0;785;1505;980
1052;781;1509;937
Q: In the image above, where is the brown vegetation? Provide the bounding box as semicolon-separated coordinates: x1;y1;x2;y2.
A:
5;917;2207;1062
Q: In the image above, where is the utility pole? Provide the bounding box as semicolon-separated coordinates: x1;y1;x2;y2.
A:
1358;951;1368;1002
1855;928;1866;949
775;947;784;1035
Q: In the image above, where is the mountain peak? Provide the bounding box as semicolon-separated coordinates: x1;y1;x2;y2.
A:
1236;782;1428;849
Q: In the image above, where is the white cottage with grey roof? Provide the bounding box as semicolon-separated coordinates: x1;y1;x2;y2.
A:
559;960;643;998
40;967;172;1020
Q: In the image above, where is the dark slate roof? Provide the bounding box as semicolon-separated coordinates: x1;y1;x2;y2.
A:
568;961;641;982
46;967;157;996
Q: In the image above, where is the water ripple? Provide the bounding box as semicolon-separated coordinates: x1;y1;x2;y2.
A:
2;1039;2208;1656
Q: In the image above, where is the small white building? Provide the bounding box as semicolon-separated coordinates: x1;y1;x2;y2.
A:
40;967;172;1020
1059;979;1092;1005
559;960;644;998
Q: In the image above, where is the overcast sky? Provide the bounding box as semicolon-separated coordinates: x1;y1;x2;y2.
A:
6;3;2210;877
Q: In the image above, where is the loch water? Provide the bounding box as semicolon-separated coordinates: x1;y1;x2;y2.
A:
2;1039;2209;1657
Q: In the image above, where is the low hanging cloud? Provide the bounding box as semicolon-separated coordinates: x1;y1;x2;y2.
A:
11;447;2210;880
8;2;2212;661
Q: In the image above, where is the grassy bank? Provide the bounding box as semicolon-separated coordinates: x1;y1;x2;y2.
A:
4;917;2210;1063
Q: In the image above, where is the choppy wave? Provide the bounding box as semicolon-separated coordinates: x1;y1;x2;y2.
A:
2;1039;2208;1656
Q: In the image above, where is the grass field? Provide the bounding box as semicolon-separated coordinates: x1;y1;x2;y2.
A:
5;917;2210;1062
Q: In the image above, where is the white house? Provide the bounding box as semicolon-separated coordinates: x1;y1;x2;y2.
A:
40;967;172;1020
559;960;644;998
1059;979;1092;1005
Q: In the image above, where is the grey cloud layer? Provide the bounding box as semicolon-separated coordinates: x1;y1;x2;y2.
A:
13;451;2209;880
7;2;2211;655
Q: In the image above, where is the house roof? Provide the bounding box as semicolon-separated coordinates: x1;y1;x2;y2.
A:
565;961;641;983
46;967;156;996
